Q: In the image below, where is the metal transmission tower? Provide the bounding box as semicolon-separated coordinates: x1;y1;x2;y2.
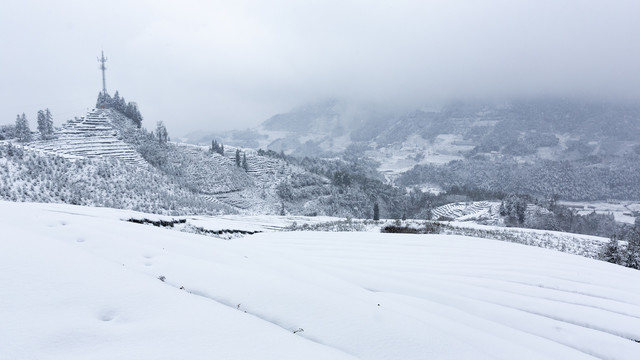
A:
98;51;108;94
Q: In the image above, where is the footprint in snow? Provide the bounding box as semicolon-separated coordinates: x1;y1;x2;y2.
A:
98;310;117;322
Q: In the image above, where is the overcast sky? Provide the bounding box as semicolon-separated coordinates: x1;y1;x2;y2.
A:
2;0;640;135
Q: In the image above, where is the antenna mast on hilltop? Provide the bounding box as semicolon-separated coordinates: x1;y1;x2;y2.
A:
98;50;108;95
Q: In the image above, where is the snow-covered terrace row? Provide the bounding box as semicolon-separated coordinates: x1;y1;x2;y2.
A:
433;201;492;219
2;201;640;360
24;109;147;166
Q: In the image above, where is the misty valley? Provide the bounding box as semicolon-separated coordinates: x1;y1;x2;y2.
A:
3;94;640;266
3;84;640;359
6;0;640;357
3;88;640;359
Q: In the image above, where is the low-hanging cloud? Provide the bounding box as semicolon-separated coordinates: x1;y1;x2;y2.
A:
2;0;640;134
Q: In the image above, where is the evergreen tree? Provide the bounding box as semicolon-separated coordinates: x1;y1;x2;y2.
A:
45;109;54;136
125;102;134;118
129;102;143;128
626;237;640;269
36;109;54;140
0;124;16;140
235;149;241;167
96;92;105;108
15;113;31;142
209;140;225;155
156;121;168;145
373;203;380;221
113;91;122;112
117;96;126;112
547;193;559;212
500;194;527;226
425;204;433;220
96;91;142;127
625;219;640;269
602;235;623;265
242;152;248;171
96;91;113;108
37;110;46;139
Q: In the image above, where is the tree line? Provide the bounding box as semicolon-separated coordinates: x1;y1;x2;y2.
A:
601;218;640;270
96;91;143;127
2;109;56;143
398;157;640;201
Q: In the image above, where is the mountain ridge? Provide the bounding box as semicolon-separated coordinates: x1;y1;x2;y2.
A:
184;97;640;162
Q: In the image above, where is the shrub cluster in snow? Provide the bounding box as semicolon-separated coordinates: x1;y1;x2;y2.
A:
289;217;610;261
0;143;228;215
601;218;640;269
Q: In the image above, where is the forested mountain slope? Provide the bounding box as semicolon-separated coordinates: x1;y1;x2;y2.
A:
185;98;640;161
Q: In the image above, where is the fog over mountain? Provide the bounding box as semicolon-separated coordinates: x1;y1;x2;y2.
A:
2;0;640;135
6;3;640;358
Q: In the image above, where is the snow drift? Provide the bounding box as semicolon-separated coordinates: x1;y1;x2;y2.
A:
1;201;639;359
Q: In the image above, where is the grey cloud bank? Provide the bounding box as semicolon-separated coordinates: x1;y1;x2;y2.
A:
1;0;640;135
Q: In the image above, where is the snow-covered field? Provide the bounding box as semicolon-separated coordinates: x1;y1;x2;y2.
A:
372;134;472;177
560;201;640;225
2;201;640;359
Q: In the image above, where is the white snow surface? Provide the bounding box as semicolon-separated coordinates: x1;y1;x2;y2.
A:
560;201;640;225
2;201;640;359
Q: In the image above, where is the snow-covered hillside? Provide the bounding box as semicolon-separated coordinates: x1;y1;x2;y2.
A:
2;201;639;359
25;109;146;165
0;106;337;216
0;143;227;215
